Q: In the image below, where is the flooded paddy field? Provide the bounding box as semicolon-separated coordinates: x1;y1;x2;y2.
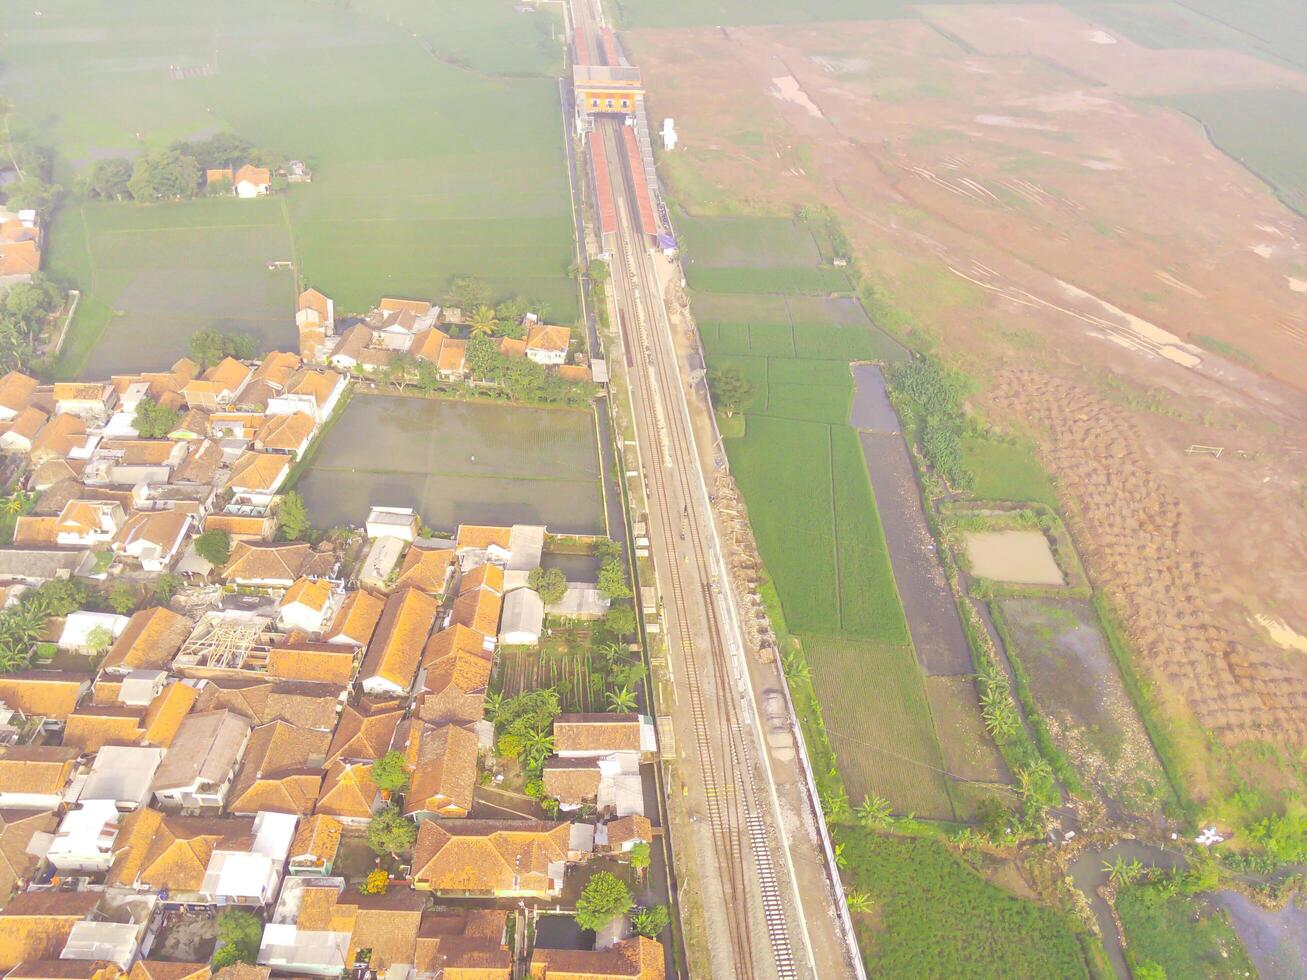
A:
964;530;1064;586
995;597;1167;814
298;394;604;534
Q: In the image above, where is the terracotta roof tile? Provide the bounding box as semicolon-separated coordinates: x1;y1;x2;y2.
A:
359;588;439;691
228;722;329;815
314;760;379;821
0;672;91;719
326;701;403;765
394;547;455;596
289;813;342;869
553;713;642;753
325;590;385;646
413;820;571;895
266;642;358;687
0;745;78;796
455;525;511;551
402;722;478;817
223;541;310;583
529;937;665;980
225;451;288;493
102;607;192;672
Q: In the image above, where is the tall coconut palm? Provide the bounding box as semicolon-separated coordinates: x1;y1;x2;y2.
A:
606;686;637;713
468;305;498;337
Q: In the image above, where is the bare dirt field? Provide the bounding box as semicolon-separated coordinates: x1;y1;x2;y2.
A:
628;3;1307;796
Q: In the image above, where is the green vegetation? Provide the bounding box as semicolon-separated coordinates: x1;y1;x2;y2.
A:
7;0;577;377
1116;880;1255;979
194;529;231;566
631;904;670;938
887;355;973;491
527;567;568;604
277;491;314;542
0;276;64;373
836;828;1091;978
960;434;1058;508
575;871;634;933
211;909;263;968
496;626;644;713
366;804;416;858
369;750;411;794
132;397;181;438
189;330;258;370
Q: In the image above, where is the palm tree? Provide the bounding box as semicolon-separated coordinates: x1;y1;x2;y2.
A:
844;888;873;914
469;305;498;337
2;491;32;516
483;690;504;726
606;686;637;712
856;794;892;828
521;725;555;769
0;639;32;673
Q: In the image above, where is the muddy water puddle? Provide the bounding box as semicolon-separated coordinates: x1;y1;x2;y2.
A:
965;529;1064;585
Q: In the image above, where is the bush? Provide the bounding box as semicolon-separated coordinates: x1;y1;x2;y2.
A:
528;567;568;604
365;804;416;858
370;750;411;794
604;606;636;636
597;557;631;600
195;529;231;566
361;869;390;895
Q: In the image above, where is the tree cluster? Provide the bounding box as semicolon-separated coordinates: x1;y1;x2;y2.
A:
489;688;560;771
708;366;754;419
87;133;273;203
887;355;974;491
0;275;63;372
132;397;181;438
366;803;416;858
277;491;314;542
527;566;567;604
575;871;633;932
189;329;257;369
0;112;60;217
464;334;591;407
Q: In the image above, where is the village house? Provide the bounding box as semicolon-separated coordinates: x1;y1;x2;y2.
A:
0;892;102;970
264;638;358;688
52;382;117;419
325;589;385;647
595;813;654;856
0;406;49;453
150;709;252;811
225;451;291;503
183;357;253;409
364;506;419;543
223;541;316;588
38;499;125;547
113;508;192;571
0;671;92;721
195;677;343;732
234;165;272;198
0;371;38;421
416;624;493;730
313;760;380;825
46;798;126;873
227;721;329;816
254;411;315;456
393;545;456;596
267;368;345;424
57;610;131;653
240;352;302;408
101;607;192;674
499;587;544;646
529;937;666;980
296;289;336;357
0;210;42;284
325;700;402;766
0;809;57;901
256;877;354;975
72;744;166;811
413;910;512;980
411;820;582;898
524;324;572;366
357;588;440;697
399;720;478;819
279;577;340;634
0;745;78;810
287;813;342;876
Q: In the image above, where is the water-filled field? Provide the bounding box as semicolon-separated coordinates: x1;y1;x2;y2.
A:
297;395;603;534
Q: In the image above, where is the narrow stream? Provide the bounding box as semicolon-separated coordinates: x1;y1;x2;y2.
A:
1068;841;1186;979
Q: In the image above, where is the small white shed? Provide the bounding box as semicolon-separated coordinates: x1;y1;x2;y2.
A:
499;588;545;646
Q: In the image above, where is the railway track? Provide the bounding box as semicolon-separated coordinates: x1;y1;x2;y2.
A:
598;116;799;979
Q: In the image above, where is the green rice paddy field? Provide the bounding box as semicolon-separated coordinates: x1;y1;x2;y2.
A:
4;0;577;377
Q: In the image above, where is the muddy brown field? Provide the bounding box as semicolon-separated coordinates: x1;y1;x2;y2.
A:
627;3;1307;794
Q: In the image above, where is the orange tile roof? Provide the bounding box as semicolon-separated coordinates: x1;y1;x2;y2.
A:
557;364;592;384
266;643;357;686
225;451;289;493
437;338;467;374
498;337;528;358
326;590;385;646
256;411;315;451
116;508;190;554
0;892;102;971
229;722;329;815
394;546;455;595
455;525;512;551
202;513;272;539
0;745;78;796
0;372;37;415
541;758;601;806
289;813;342;869
287;369;341;409
30;413;86;459
449;586;502;639
224;541;310;583
298;289;331;320
360;588;440;691
0;240;40;277
281;577;333;614
129;962;211;980
109;810;251;892
421;625;493;696
525;324;571;354
4;406;48;441
11;515;58;546
314;760;379;821
529;937;665;980
553;713;643;753
459;563;503;596
0;673;91;719
402;722;478;817
52;383;107;403
102;607;192;672
206;168;233;184
413;821;571;895
343;890;426;971
379;298;432;316
411;328;448;362
326;701;403;765
234;165;271;187
250;351;301;389
141;681;199;747
61;705;145;753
